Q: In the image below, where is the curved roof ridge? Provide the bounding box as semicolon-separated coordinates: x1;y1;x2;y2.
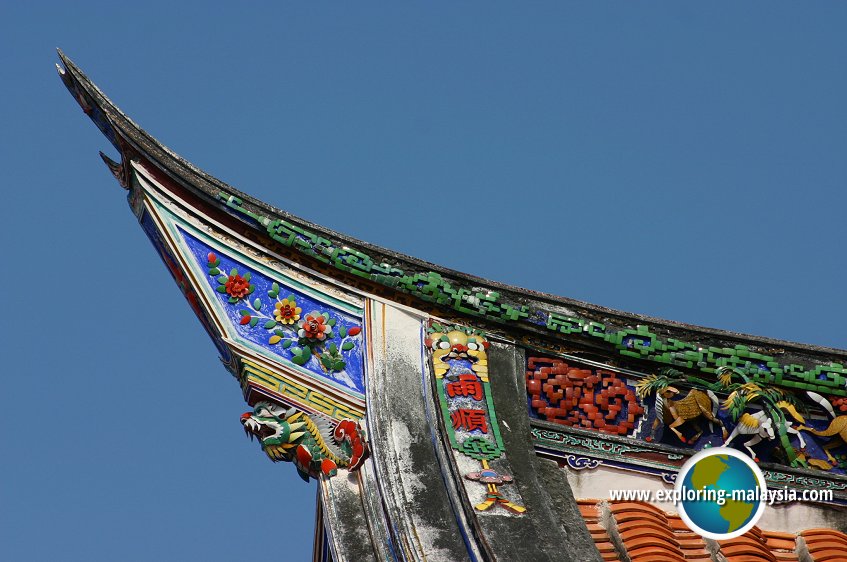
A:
56;50;847;363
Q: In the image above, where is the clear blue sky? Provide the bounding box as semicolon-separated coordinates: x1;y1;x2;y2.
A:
2;3;846;561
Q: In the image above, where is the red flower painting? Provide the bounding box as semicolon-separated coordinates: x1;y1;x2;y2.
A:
225;274;251;298
299;313;331;341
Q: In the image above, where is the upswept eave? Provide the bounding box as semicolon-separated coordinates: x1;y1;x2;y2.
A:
59;50;847;559
56;50;847;370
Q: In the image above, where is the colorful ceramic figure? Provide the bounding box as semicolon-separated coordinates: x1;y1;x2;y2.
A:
723;403;806;462
426;324;489;381
799;416;847;466
241;401;368;481
637;373;726;444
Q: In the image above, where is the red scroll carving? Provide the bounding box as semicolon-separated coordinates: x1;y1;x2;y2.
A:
526;357;644;436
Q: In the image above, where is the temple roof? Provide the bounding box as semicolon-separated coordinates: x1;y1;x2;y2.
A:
59;50;847;561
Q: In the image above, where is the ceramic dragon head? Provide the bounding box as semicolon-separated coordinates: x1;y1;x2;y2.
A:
240;401;303;462
240;401;368;480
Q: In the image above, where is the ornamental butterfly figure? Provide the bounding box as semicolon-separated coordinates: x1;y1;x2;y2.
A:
241;401;368;481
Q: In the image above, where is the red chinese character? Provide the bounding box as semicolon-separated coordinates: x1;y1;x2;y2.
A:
446;374;483;401
451;409;488;433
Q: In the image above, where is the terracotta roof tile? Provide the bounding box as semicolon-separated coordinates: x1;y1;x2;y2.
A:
666;513;712;561
713;527;779;562
608;501;689;561
800;528;847;562
577;500;623;561
575;499;843;562
762;530;799;562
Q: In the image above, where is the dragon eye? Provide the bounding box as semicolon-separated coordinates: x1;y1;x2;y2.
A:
467;343;478;350
439;341;451;350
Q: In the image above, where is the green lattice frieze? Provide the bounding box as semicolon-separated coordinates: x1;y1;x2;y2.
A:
547;317;847;397
218;192;846;398
220;191;529;322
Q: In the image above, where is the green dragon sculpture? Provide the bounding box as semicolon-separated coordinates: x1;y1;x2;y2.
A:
241;401;368;481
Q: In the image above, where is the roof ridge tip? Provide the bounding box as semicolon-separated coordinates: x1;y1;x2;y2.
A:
56;49;72;74
55;49;80;74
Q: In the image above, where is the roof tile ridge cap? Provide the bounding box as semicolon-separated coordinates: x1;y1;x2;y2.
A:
597;500;632;562
701;537;727;562
794;535;813;562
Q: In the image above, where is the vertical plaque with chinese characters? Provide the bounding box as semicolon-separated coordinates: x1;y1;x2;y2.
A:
426;322;525;514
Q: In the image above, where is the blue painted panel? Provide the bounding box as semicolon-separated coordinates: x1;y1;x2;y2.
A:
180;229;366;395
